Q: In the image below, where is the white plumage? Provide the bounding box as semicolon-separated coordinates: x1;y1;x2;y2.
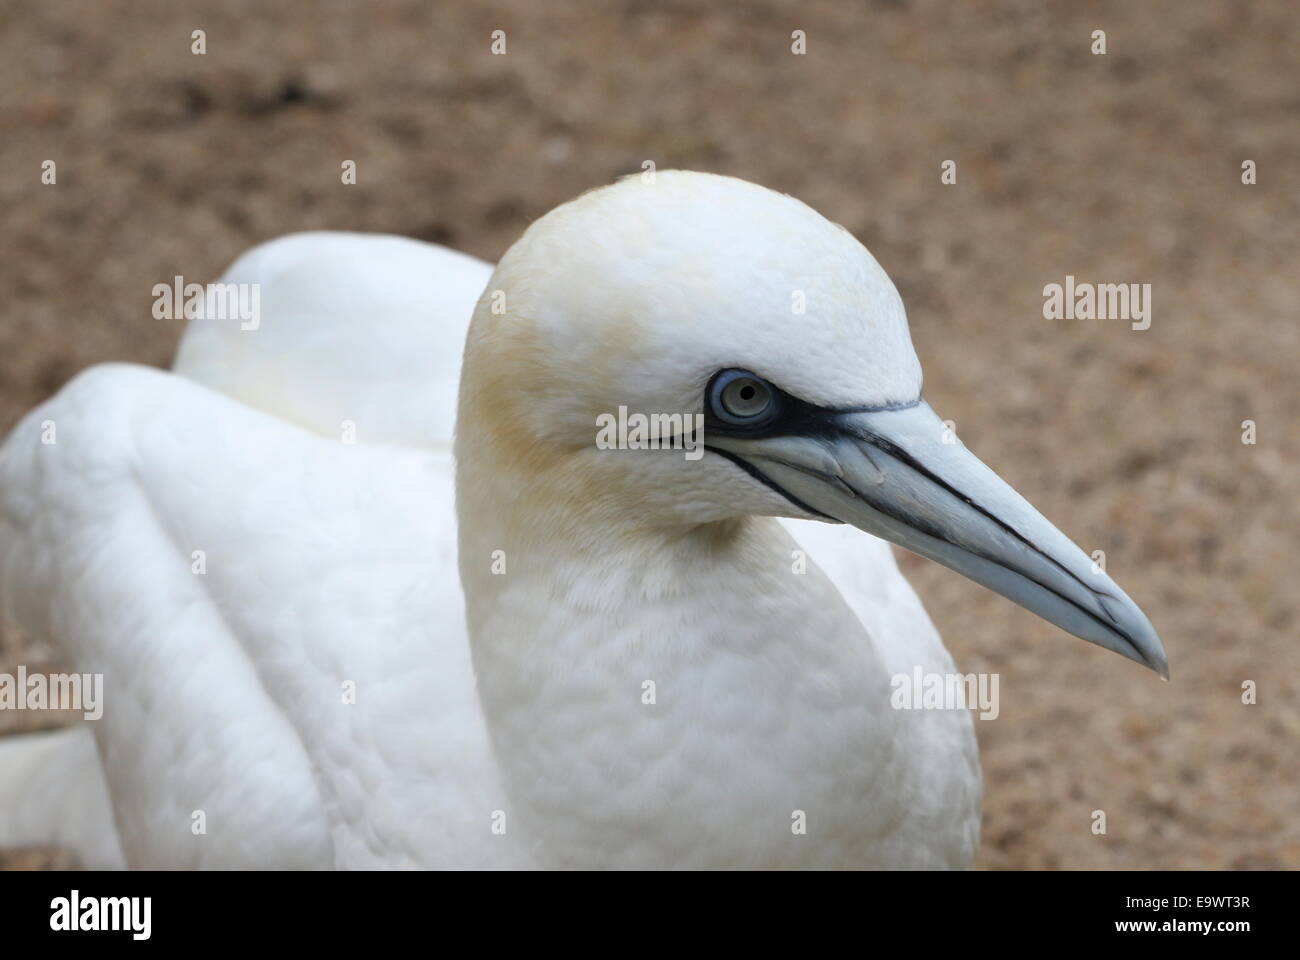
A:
0;172;1164;868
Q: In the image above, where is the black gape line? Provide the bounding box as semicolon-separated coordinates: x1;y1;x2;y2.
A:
703;446;839;521
702;367;1138;650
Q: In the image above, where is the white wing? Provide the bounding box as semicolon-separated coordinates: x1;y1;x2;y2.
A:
0;236;522;868
175;231;492;448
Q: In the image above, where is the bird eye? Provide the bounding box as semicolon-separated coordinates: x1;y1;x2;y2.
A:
710;370;776;425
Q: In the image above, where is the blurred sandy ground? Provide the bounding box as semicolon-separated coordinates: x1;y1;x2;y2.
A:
0;0;1296;868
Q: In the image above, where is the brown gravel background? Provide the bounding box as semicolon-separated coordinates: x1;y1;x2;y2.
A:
1;0;1296;869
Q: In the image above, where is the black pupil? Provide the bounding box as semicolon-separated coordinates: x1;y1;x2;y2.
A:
739;385;756;401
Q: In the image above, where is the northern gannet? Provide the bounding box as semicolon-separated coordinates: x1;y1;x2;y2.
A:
0;171;1166;869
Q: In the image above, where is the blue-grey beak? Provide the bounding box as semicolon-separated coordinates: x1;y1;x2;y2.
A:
710;400;1169;677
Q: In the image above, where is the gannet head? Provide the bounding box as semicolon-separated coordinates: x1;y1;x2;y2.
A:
457;170;1167;676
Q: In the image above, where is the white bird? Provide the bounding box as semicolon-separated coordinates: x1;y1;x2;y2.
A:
0;172;1166;869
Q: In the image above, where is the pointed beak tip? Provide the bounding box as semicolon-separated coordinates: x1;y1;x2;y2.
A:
1118;617;1169;679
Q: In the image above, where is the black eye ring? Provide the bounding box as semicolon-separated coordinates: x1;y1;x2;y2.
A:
708;369;779;427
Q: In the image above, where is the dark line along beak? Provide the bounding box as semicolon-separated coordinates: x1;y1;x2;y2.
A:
708;400;1169;677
